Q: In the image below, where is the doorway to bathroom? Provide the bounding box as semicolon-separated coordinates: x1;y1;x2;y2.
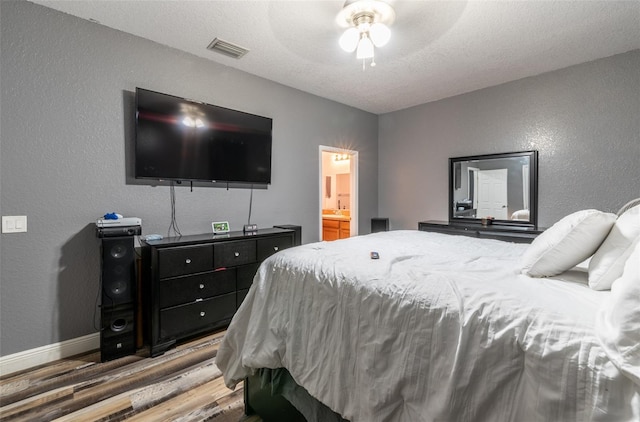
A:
319;146;358;241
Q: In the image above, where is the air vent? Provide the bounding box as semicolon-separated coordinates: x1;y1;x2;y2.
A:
207;38;249;59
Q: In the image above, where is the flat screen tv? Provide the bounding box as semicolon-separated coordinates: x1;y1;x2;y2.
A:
135;88;272;184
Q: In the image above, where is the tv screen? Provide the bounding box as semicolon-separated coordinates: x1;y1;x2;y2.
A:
135;88;272;184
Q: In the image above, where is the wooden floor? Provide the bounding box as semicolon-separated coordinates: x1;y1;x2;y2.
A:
0;330;262;421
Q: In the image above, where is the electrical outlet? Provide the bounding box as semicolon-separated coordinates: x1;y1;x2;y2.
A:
2;216;27;233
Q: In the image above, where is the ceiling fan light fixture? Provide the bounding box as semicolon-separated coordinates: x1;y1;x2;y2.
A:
356;34;374;59
369;22;390;47
339;27;360;52
336;0;395;68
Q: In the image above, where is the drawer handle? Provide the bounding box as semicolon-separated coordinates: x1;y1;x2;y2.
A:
185;258;192;264
234;252;240;257
199;284;205;289
200;311;205;317
273;246;279;251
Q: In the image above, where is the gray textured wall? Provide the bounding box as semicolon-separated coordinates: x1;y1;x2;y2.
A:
0;2;378;356
2;1;639;358
379;50;640;230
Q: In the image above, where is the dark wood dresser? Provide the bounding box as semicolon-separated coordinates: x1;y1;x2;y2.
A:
141;227;297;357
418;220;544;244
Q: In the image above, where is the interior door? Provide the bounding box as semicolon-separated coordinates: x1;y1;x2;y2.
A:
477;169;508;219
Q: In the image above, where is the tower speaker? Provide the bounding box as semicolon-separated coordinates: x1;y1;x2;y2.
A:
100;236;136;362
371;218;389;233
100;304;136;362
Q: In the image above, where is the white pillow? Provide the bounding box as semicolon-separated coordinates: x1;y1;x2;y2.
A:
521;209;616;277
589;204;640;290
595;239;640;385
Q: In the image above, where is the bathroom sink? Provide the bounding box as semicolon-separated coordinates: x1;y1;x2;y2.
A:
322;213;350;221
322;209;350;219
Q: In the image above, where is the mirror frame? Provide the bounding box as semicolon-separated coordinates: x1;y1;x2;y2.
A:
448;150;538;228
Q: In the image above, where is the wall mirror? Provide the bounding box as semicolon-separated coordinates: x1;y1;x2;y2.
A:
449;151;538;228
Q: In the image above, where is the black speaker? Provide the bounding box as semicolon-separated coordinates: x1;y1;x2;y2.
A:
371;218;389;233
100;304;136;362
100;236;136;361
101;237;136;306
274;224;302;246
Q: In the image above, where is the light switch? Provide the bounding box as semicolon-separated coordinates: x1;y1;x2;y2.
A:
2;216;27;233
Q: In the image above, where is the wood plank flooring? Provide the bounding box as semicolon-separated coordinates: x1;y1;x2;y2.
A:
0;329;262;422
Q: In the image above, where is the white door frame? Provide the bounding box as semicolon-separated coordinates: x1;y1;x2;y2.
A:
319;146;359;240
522;164;530;210
468;167;479;209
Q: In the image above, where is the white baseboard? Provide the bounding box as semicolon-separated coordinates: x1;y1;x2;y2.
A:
0;333;100;377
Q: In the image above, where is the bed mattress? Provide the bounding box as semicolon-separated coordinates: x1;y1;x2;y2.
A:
217;230;639;421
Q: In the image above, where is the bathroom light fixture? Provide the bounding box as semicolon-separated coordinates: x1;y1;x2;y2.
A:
334;153;350;162
336;0;395;69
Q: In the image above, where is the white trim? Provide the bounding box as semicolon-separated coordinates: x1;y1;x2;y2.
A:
349;151;359;236
468;167;480;209
522;164;530;210
0;333;99;376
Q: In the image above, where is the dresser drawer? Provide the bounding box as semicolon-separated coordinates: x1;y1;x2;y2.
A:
159;293;236;339
159;269;236;309
434;227;475;237
214;240;256;268
237;262;260;290
158;245;213;278
237;289;249;309
419;223;475;237
257;235;293;261
477;231;536;243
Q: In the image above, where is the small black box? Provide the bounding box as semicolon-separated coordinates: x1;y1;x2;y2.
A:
244;224;258;233
96;225;142;238
371;218;389;233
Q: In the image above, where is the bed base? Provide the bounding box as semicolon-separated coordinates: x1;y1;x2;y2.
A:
244;368;349;422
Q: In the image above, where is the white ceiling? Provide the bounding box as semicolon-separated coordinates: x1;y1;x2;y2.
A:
31;0;640;114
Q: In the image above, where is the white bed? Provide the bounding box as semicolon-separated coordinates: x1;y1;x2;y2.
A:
217;230;640;421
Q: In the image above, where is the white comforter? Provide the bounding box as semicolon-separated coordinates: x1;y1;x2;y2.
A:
217;231;640;422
